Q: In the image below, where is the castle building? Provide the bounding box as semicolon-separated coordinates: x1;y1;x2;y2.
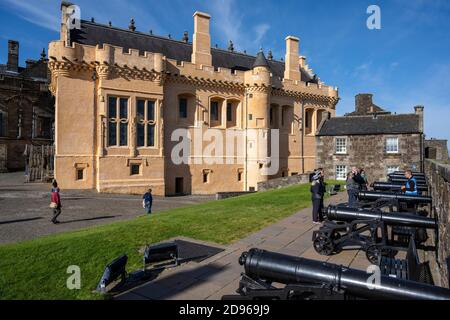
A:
48;3;339;195
316;94;425;182
0;40;53;172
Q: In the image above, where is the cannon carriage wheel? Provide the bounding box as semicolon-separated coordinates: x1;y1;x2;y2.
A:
365;245;395;264
313;232;335;256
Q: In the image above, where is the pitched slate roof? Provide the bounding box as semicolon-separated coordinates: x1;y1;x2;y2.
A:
70;20;317;82
317;114;421;136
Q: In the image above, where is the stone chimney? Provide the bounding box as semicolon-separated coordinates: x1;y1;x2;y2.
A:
7;40;19;72
414;105;424;133
355;93;373;114
299;56;306;68
191;11;212;66
284;36;300;81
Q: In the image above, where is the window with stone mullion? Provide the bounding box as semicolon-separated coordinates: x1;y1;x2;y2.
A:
108;96;129;147
137;99;156;147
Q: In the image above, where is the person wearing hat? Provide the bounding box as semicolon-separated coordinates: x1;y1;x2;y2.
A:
310;169;325;224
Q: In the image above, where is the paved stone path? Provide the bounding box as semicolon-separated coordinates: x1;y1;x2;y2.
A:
0;172;214;244
115;191;373;300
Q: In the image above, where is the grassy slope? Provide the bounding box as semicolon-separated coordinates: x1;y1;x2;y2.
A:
0;181;341;300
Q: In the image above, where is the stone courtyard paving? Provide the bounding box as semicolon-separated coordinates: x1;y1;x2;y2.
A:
115;191;374;300
0;172;214;244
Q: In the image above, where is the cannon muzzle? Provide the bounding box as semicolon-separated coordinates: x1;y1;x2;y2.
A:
239;248;450;300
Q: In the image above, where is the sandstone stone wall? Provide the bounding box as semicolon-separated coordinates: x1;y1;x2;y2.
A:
425;159;450;288
257;173;310;191
316;133;423;183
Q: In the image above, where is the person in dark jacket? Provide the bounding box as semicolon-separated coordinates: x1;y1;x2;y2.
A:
142;188;153;214
50;180;62;224
346;167;365;206
311;169;325;223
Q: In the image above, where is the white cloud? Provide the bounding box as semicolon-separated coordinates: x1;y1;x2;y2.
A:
206;0;270;54
1;0;60;31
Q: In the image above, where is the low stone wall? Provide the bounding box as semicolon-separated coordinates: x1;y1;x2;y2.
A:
216;191;256;200
257;173;311;191
425;159;450;288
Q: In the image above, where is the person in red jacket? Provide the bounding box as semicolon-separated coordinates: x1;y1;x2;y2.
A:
50;180;62;224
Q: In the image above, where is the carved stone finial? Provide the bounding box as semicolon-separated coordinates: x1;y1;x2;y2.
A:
108;21;112;27
129;18;136;31
91;17;95;23
182;31;189;43
267;50;273;60
40;48;46;60
228;40;234;52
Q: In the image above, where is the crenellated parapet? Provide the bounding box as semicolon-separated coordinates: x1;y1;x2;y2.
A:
47;40;164;85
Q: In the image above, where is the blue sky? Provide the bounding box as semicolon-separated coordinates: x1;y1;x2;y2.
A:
0;0;449;143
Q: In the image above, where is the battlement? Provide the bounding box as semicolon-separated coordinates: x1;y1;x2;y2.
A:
48;40;164;72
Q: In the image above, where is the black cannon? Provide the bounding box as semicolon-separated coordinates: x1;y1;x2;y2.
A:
388;173;426;181
312;205;437;263
372;181;428;193
358;191;432;204
392;171;425;177
389;177;428;186
222;248;450;300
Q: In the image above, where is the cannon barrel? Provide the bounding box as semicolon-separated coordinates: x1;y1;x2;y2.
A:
325;205;437;229
239;248;450;300
371;181;428;192
358;191;432;204
389;177;428;186
392;171;425;177
388;174;426;182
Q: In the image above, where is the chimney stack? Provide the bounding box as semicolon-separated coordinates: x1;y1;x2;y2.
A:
414;105;424;133
7;40;19;72
191;11;212;66
284;36;300;81
355;93;373;114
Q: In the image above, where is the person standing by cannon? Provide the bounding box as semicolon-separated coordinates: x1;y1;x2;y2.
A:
400;169;419;196
346;167;366;206
310;169;325;224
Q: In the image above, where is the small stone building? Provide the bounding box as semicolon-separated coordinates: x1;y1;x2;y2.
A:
425;138;449;162
316;94;424;183
0;40;54;172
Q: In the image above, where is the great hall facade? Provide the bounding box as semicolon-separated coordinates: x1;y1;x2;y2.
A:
48;3;339;195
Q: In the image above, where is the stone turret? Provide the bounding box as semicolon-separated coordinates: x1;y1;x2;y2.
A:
244;49;272;190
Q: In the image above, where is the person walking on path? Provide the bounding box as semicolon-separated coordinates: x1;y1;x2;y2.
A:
310;169;325;224
143;188;153;215
50;180;62;224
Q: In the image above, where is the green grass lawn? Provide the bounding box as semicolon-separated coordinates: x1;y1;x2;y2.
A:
0;181;340;300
